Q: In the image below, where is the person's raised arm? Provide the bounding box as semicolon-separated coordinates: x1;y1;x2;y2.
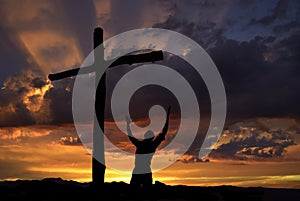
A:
125;116;140;146
161;106;171;136
153;106;171;147
126;116;133;137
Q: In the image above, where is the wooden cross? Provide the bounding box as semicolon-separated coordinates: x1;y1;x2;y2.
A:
48;27;163;188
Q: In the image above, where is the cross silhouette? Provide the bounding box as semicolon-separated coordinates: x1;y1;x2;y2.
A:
48;27;164;189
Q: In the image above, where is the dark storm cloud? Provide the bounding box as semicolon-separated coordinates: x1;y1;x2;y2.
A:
1;0;299;128
274;33;300;63
153;6;300;120
32;77;47;88
155;15;223;49
209;34;300;120
44;78;74;125
143;6;300;162
0;102;35;127
272;20;300;34
248;0;289;26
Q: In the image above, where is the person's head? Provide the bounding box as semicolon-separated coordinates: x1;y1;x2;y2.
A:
144;130;154;140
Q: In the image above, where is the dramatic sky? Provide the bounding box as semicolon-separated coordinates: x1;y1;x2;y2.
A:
0;0;300;188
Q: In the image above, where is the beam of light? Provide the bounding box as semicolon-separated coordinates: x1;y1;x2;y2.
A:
19;30;83;75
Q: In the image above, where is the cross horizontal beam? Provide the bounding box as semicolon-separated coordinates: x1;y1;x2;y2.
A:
48;50;163;81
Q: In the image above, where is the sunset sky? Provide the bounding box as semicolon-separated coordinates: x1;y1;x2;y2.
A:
0;0;300;189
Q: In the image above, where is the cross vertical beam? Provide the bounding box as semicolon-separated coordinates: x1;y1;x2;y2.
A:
92;27;106;188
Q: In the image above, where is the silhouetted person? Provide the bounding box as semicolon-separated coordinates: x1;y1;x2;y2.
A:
125;106;171;193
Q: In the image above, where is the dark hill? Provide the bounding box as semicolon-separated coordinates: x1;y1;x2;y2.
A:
0;178;299;201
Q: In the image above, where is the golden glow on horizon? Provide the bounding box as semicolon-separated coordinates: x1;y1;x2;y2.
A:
0;122;300;188
27;167;91;174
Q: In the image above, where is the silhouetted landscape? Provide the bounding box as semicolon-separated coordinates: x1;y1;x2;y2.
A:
1;178;300;201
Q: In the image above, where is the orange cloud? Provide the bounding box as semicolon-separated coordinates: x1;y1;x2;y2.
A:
0;69;54;125
208;118;299;161
0;127;50;141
